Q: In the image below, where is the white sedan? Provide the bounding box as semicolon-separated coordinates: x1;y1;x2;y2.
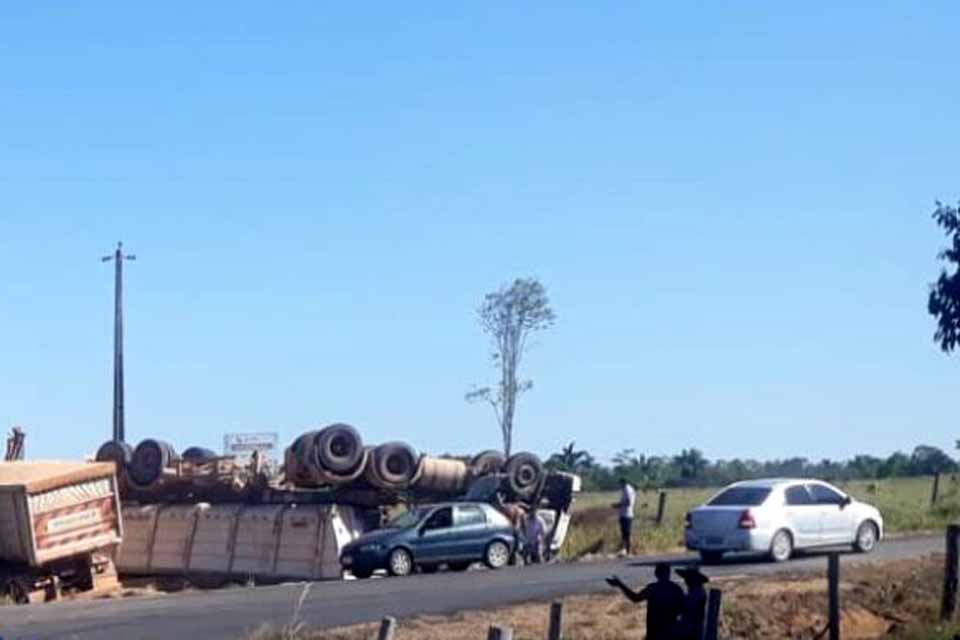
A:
684;478;883;563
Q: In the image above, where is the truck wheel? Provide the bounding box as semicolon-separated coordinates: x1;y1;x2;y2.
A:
5;578;31;605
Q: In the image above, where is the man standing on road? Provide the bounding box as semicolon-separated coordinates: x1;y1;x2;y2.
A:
606;562;685;640
522;507;547;564
612;477;636;556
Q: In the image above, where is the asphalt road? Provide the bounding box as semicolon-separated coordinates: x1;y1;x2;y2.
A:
0;535;942;640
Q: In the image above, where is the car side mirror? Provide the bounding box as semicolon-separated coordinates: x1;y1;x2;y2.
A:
840;496;852;509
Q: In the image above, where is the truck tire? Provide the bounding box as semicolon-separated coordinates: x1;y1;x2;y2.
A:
181;447;217;462
129;439;179;488
315;424;364;474
95;440;134;470
471;450;506;476
505;452;544;498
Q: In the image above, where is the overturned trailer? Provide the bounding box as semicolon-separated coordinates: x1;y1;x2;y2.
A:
100;424;580;585
0;461;122;603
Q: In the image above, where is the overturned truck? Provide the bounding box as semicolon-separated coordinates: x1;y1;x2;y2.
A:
0;461;122;603
98;424;579;585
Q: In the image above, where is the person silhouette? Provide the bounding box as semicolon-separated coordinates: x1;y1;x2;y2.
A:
676;566;710;640
606;562;684;640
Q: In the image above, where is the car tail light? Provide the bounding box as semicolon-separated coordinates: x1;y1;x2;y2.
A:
684;512;693;529
738;509;756;529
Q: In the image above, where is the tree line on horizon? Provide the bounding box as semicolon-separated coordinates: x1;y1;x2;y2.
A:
544;441;958;491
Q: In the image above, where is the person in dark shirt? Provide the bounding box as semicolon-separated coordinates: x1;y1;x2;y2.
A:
676;566;710;640
606;562;685;640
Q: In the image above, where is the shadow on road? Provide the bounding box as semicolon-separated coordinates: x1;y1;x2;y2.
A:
625;546;858;568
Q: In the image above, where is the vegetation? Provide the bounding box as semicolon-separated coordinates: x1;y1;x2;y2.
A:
466;277;556;456
545;442;959;491
929;200;960;354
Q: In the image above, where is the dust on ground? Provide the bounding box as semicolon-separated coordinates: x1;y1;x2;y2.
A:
266;554;947;640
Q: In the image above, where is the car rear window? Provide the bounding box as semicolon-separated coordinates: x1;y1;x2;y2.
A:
707;487;771;506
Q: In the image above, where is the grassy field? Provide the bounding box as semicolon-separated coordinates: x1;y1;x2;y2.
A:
562;475;960;559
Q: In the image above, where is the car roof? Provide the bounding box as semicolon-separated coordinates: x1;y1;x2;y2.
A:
727;478;833;489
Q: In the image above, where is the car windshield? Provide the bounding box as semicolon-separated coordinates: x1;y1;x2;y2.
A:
386;508;425;529
708;487;771;506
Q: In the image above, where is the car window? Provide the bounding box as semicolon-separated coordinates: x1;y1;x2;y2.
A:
784;485;814;506
455;505;486;527
423;507;453;530
808;484;845;505
707;487;771;506
386;508;425;529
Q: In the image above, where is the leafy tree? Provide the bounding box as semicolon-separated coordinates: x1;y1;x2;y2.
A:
929;201;960;353
879;452;911;478
672;448;708;483
909;445;957;475
466;277;555;456
546;441;595;472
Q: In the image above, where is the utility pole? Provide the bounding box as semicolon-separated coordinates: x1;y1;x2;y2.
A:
101;242;135;442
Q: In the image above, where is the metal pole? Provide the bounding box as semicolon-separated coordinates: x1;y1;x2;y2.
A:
102;242;135;443
113;243;123;442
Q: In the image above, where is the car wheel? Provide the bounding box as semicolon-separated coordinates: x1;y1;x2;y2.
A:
387;548;413;577
484;540;511;570
419;564;439;574
853;521;878;553
352;568;373;579
769;529;793;563
700;550;724;564
448;561;471;572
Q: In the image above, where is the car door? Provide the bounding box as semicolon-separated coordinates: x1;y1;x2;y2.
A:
783;484;820;547
411;507;457;562
808;483;855;544
452;505;488;559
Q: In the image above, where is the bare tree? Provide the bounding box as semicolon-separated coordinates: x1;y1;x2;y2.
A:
466;277;555;456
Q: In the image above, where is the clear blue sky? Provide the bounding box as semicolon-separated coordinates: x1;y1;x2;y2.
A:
1;3;957;464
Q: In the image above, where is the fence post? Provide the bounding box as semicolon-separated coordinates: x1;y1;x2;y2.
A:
932;472;942;506
488;624;513;640
548;600;564;640
377;616;397;640
655;491;667;526
942;525;960;621
828;553;840;640
703;588;722;640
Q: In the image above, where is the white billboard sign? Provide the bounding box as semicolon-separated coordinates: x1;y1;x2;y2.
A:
223;432;279;466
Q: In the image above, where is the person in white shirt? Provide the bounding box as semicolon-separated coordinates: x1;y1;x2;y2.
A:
611;477;636;556
522;509;547;564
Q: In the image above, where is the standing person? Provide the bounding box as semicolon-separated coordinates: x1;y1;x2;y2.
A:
605;562;685;640
611;477;636;556
676;566;710;640
522;507;547;564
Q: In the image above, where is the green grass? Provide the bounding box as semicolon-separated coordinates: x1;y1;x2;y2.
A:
562;475;959;559
896;624;960;640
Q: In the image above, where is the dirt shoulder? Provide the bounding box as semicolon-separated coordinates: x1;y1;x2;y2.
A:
265;554;948;640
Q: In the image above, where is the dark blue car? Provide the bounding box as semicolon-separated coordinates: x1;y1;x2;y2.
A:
340;501;516;578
